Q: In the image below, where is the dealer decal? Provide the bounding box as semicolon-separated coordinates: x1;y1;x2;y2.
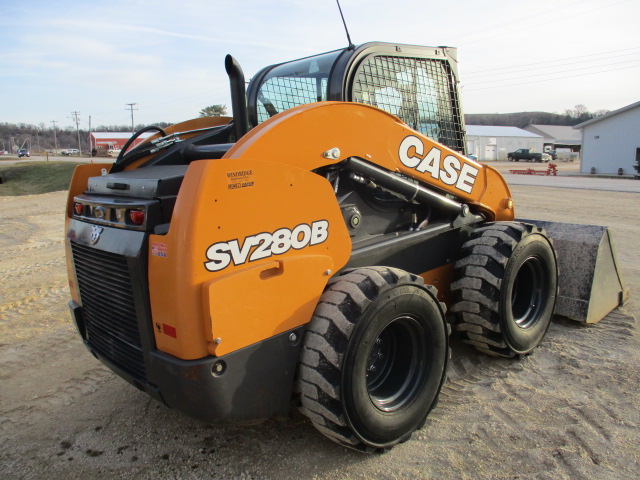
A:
398;135;478;194
226;169;255;190
204;220;329;272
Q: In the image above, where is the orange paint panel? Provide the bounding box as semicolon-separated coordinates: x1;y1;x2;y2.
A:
203;255;333;356
225;102;514;221
419;263;454;305
148;158;351;360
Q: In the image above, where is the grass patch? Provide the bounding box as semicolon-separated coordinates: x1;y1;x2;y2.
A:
0;162;81;196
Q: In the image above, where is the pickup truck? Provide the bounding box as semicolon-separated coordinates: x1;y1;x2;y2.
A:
61;149;80;156
507;149;550;163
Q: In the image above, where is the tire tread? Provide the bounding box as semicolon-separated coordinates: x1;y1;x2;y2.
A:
296;266;445;452
451;222;544;357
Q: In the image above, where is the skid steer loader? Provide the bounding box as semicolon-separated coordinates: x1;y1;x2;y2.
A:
64;42;627;451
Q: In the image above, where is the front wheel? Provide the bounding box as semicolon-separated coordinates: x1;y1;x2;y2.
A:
451;222;558;357
296;267;448;451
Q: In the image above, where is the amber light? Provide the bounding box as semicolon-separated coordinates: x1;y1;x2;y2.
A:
129;210;145;225
74;203;84;215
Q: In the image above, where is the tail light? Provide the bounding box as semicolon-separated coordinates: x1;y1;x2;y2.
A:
129;210;145;226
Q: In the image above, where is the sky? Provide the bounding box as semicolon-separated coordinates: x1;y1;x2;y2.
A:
1;0;638;130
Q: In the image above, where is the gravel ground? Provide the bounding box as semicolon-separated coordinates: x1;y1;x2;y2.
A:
1;175;638;479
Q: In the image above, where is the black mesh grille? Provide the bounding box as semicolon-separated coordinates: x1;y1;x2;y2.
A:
71;242;146;382
352;55;466;152
257;77;328;123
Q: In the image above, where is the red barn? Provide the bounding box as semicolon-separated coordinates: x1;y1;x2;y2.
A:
89;132;156;156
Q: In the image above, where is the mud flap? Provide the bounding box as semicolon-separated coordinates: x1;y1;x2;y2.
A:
520;220;628;323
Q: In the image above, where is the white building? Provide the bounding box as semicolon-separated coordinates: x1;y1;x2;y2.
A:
466;126;544;161
574;101;640;175
523;124;582;152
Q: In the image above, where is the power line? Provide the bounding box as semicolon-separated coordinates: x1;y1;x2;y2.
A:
464;48;640;77
447;0;592;43
465;57;640;86
451;0;632;47
463;63;640;92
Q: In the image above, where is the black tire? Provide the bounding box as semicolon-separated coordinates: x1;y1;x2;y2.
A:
450;222;558;357
507;156;513;162
296;266;448;452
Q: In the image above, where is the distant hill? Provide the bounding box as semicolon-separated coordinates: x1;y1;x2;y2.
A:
465;112;576;128
465;107;608;129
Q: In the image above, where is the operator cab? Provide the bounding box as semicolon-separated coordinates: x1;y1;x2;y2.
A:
247;42;467;152
111;42;466;173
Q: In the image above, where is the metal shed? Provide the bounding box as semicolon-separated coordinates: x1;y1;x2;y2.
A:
574;101;640;175
523;124;582;151
465;125;544;161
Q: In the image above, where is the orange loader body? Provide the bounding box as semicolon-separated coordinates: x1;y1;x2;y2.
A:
64;42;624;451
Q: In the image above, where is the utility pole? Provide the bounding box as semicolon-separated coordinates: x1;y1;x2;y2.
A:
88;115;92;155
125;103;138;133
71;111;82;155
51;120;58;154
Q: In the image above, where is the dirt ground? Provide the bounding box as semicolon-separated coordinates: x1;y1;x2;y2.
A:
1;178;639;479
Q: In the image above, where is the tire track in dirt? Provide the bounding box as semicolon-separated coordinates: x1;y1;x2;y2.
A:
1;256;66;280
410;309;636;479
0;285;69;321
0;367;114;433
2;238;65;259
0;327;75;379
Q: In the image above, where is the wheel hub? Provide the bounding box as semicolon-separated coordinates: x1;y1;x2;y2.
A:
365;316;426;412
511;255;545;328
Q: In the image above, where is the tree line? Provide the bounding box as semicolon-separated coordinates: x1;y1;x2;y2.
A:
1;104;607;153
0;121;173;153
465;105;609;128
1;104;228;154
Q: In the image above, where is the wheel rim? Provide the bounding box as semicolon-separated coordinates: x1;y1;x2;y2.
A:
510;255;545;328
365;316;426;412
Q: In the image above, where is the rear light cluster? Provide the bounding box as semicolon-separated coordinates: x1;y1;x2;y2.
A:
129;210;145;226
73;201;148;229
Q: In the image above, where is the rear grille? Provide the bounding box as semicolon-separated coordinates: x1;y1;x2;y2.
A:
71;242;146;382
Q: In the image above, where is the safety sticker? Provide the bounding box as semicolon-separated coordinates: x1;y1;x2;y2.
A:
151;242;168;258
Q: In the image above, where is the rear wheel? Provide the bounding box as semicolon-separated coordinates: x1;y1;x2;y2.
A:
296;266;448;451
451;222;558;357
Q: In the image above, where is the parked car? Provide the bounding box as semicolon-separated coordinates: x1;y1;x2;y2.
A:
61;149;80;156
18;149;30;157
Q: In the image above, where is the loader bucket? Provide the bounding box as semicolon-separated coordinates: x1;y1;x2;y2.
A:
520;220;628;323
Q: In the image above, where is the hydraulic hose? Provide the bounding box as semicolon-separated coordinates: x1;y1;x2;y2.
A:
110;125;167;173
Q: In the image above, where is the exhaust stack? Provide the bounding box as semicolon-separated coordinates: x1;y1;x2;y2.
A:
225;54;249;141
